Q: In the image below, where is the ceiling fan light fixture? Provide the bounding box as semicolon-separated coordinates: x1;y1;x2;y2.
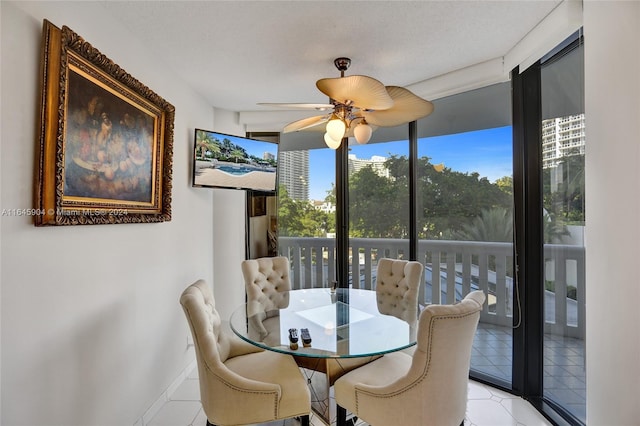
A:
324;132;341;149
354;120;373;144
326;115;346;141
267;58;434;146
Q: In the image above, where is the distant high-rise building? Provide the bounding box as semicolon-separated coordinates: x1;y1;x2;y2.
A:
347;154;390;178
542;114;585;169
278;150;309;201
312;199;336;214
263;151;275;161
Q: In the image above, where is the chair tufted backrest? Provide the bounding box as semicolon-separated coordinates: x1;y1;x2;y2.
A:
181;280;299;425
242;256;291;316
375;258;423;324
406;290;486;424
338;290;486;426
180;280;233;366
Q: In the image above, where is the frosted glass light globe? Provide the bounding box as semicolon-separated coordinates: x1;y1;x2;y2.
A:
354;122;373;144
326;118;346;141
324;132;341;149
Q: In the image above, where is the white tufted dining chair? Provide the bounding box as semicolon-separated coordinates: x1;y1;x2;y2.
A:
334;290;486;426
241;256;291;345
180;280;310;426
375;258;423;324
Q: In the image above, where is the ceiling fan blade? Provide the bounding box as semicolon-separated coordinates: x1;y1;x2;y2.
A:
362;86;434;127
258;102;334;111
316;75;394;110
283;115;330;133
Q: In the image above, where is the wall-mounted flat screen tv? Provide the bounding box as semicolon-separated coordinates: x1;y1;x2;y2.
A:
192;129;278;192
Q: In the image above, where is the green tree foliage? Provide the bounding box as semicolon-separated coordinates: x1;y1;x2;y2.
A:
381;155;511;239
280;154;513;241
349;165;407;238
278;185;334;237
543;151;585;224
229;148;245;163
543;211;571;243
455;207;513;242
195;130;219;159
325;183;336;205
495;176;513;197
277;185;303;236
278;149;582;245
300;205;333;237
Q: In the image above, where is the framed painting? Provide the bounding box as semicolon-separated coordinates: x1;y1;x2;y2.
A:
35;20;174;226
250;194;267;217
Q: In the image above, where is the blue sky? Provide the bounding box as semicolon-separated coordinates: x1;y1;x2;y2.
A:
308;125;513;200
207;131;278;159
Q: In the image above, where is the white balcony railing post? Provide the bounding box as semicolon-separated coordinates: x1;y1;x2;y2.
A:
278;236;584;337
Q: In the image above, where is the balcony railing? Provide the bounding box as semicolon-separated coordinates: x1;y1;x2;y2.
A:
279;237;585;338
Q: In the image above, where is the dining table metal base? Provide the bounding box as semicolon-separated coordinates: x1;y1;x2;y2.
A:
294;356;378;425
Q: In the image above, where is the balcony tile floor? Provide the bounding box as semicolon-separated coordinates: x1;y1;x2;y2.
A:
148;367;552;426
472;323;586;424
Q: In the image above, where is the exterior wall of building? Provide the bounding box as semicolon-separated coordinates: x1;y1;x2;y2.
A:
348;154;390;178
542;114;585;168
279;150;309;201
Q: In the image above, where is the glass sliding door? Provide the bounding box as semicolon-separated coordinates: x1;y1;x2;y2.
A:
512;30;586;425
540;35;586;424
416;83;514;384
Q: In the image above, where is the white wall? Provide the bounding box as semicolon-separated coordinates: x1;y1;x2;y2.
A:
211;108;248;321
0;2;236;425
211;188;246;321
584;1;640;424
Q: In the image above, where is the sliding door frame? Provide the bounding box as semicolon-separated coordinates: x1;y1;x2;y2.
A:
508;31;585;426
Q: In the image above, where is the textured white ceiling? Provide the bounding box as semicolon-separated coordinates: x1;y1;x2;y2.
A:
98;1;562;114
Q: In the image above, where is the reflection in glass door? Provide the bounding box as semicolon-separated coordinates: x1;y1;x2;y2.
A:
541;36;586;423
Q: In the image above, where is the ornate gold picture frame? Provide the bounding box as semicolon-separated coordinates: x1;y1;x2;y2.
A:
35;20;174;226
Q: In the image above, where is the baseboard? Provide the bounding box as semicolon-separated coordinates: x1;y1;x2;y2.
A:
134;356;197;426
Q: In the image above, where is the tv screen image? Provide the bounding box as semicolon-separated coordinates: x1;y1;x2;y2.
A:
192;129;278;192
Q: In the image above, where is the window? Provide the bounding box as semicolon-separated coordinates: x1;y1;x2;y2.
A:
277;146;337;288
348;139;410;288
276;33;586;424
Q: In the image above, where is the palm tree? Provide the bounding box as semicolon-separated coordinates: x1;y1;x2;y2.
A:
195;131;219;159
230;148;246;163
455;207;513;242
543;210;571;243
455;206;569;244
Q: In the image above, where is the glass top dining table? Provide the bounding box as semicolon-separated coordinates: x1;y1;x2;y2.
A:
229;287;417;359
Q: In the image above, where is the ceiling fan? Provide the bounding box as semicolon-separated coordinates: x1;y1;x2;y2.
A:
259;57;435;149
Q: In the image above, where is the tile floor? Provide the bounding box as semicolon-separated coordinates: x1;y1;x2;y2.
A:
147;367;552;426
472;323;586;424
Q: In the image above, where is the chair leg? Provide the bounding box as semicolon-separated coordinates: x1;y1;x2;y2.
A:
299;414;310;426
336;404;348;426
